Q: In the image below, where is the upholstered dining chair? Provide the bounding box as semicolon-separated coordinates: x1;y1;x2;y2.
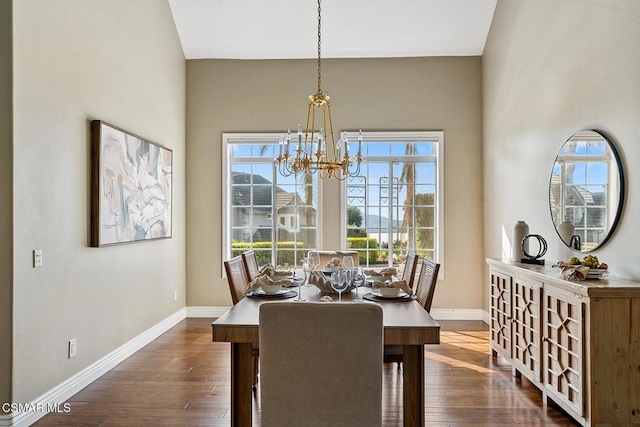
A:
241;250;261;281
383;256;441;366
223;255;260;389
259;303;383;426
401;251;421;292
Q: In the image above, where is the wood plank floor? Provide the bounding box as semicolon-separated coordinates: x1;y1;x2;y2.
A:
34;318;579;426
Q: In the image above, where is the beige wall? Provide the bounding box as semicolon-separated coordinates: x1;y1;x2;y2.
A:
186;57;484;310
0;0;12;406
483;0;640;309
12;0;185;402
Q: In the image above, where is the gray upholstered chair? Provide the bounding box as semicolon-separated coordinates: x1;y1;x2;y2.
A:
259;303;383;426
384;257;440;366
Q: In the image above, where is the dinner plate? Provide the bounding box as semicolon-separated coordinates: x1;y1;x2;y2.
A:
363;292;416;303
586;269;608;279
284;277;304;287
247;289;298;299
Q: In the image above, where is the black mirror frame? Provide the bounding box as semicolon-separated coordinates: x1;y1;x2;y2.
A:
548;129;625;253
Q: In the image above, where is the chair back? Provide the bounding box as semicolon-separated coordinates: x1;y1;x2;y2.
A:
259;303;383;427
401;252;420;291
224;255;250;305
241;250;261;281
414;257;440;312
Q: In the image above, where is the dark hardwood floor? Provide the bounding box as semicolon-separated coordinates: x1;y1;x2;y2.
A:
34;318;579;426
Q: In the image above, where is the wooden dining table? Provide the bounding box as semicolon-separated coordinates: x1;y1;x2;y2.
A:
212;286;440;426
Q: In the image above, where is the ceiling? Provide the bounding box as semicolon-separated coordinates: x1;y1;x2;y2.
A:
168;0;498;60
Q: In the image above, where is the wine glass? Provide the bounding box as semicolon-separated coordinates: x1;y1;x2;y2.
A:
342;255;354;271
331;270;349;302
353;267;365;302
342;255;355;295
310;252;321;271
296;256;313;302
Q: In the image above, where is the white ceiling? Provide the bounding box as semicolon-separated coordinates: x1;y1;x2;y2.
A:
168;0;498;60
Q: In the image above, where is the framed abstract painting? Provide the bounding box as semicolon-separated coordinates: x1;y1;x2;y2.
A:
91;120;173;247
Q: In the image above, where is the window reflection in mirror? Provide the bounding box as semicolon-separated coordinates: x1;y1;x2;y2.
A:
549;130;624;252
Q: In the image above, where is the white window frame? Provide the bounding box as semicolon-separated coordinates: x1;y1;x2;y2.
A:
340;131;444;278
222;133;323;273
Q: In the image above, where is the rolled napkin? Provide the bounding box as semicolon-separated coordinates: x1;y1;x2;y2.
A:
363;267;397;278
259;264;276;276
379;267;397;278
372;279;412;294
309;271;331;287
249;274;271;291
259;264;290;277
249;274;290;291
318;295;334;303
552;262;590;281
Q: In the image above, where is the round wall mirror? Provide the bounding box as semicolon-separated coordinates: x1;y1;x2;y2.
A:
549;130;625;252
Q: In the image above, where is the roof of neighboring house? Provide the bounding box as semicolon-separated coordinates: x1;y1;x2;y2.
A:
231;171;314;213
276;192;305;208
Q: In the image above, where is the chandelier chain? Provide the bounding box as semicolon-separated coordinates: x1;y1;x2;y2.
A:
317;0;322;94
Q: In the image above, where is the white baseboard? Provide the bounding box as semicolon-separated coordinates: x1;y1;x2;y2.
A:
482;309;490;325
5;308;187;427
185;306;229;318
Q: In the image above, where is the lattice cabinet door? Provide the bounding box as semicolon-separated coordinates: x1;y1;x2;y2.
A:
490;269;511;360
543;286;584;420
511;275;542;387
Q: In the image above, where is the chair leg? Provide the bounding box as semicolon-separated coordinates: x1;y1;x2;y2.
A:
252;354;259;390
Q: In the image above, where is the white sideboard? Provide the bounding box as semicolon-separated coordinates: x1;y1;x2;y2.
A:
486;258;640;426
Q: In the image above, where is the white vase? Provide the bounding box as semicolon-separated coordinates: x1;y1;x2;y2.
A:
513;221;529;261
557;220;574;246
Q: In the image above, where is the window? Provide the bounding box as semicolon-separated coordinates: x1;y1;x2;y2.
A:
223;133;320;268
344;131;444;270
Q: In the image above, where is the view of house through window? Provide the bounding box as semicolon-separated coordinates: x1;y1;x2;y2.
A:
345;132;443;269
223;134;319;269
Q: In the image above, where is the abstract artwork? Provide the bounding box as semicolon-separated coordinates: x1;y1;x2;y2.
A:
91;120;172;246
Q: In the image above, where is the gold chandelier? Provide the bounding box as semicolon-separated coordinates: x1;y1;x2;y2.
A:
276;0;363;180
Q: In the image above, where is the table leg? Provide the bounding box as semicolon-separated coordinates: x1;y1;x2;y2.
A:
231;342;253;427
403;344;425;426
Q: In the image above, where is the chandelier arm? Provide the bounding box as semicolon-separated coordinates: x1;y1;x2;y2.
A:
305;103;313;157
310;102;317;158
326;101;337;159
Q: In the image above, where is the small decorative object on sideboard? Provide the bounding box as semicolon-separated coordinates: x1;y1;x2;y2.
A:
520;234;547;265
512;220;529;260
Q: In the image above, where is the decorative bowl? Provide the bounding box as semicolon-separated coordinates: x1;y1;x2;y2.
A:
261;283;283;295
379;287;401;297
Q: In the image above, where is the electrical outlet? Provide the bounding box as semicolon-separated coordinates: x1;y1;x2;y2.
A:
69;338;77;358
173;290;178;301
33;249;43;268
